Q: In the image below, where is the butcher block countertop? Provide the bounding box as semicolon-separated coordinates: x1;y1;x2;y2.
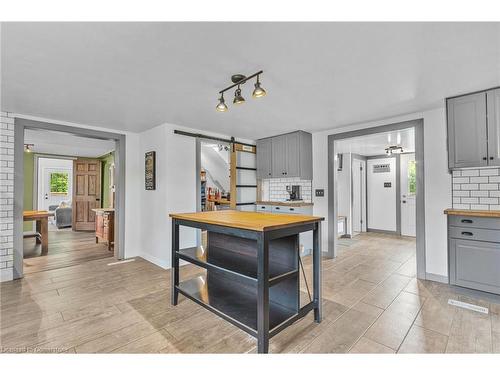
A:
444;208;500;218
169;210;324;232
256;201;314;207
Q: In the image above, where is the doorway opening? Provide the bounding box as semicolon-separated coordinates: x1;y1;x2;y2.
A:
14;119;125;278
329;119;425;279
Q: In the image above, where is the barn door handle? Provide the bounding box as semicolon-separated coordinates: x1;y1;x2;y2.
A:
96;198;101;201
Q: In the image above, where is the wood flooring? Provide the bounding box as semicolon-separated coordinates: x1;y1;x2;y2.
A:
2;232;499;353
23;228;113;275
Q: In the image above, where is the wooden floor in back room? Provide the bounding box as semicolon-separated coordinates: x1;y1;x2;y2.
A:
22;228;113;275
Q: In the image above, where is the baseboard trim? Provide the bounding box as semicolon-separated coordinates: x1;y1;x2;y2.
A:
425;272;448;284
139;253;170;269
366;228;398;235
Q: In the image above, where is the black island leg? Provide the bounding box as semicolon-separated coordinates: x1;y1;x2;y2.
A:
313;222;322;322
257;232;270;353
171;219;179;306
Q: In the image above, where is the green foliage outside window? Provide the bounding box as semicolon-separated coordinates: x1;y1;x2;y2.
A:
50;172;69;194
408;160;416;195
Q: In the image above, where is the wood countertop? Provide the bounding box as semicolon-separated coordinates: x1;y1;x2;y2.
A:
23;210;53;219
170;210;324;232
444;208;500;218
256;201;314;207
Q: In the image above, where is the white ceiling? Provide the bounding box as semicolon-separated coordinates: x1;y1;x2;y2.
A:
2;22;500;140
24;128;115;157
335;127;415;156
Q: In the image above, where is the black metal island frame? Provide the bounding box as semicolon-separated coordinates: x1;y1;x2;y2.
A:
169;210;324;353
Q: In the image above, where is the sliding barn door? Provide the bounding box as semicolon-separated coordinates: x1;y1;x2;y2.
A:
73;159;101;231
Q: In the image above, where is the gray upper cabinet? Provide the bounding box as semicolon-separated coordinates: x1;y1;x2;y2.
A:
487;88;500;166
256;138;272;179
257;131;312;180
447;91;488;169
271;135;287;177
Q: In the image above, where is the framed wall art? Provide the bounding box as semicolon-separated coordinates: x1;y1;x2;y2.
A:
145;151;156;190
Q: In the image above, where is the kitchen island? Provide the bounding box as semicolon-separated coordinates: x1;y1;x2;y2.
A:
169;210;324;353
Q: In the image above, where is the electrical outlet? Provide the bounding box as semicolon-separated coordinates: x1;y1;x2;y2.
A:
315;189;324;197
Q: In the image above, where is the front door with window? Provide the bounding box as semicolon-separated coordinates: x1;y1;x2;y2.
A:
400;153;416;237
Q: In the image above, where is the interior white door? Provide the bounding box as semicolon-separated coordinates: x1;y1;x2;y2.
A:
351;159;366;234
400;153;416;237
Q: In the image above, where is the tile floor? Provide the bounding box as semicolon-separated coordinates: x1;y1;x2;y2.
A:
1;232;499;353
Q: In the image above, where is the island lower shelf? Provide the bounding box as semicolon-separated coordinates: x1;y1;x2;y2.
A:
177;273;304;336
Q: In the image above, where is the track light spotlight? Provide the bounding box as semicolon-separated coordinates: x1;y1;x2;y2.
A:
252;75;266;98
216;94;228;112
233;86;245;104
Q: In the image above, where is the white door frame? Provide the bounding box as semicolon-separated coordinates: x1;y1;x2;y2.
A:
34;155;75;211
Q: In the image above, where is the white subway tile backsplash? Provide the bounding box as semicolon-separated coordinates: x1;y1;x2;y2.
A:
461;197;478;204
479;183;498;190
452;177;469;184
462;170;480;177
480;168;499;176
452;167;500;211
264;177;313;203
471;204;489;210
470;176;489;183
480;197;499;204
470;190;488;197
461;183;479;190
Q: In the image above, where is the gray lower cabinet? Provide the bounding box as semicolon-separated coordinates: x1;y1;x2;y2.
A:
256;130;312;180
448;215;500;295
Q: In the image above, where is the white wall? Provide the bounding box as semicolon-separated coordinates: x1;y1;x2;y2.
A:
201;144;230;193
336;153;352;235
313;107;452;278
367;157;396;232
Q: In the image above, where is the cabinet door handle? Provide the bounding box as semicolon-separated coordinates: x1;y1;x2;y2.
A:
490;157;494;160
483;157;487;160
461;219;473;223
461;231;474;236
275;207;280;210
290;208;295;211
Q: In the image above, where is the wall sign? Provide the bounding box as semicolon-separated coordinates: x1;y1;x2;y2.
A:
373;163;391;173
145;151;156;190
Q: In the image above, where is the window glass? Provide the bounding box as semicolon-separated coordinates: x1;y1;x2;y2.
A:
408;160;416;195
50;172;69;194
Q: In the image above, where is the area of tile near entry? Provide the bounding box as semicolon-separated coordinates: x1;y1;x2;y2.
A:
1;232;499;353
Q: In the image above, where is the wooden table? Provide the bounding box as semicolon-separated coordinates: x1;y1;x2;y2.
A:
169;210;324;353
23;210;53;254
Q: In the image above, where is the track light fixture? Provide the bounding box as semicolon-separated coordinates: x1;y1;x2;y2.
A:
385;145;404;155
233;85;245;104
216;70;266;112
216;93;228;112
252;75;266;98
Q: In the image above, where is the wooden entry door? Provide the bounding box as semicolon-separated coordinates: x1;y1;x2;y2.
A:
73;159;101;231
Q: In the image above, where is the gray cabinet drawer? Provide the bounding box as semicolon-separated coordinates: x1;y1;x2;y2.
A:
449;226;500;243
256;204;272;212
448;215;500;230
449;239;500;294
272;205;312;215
